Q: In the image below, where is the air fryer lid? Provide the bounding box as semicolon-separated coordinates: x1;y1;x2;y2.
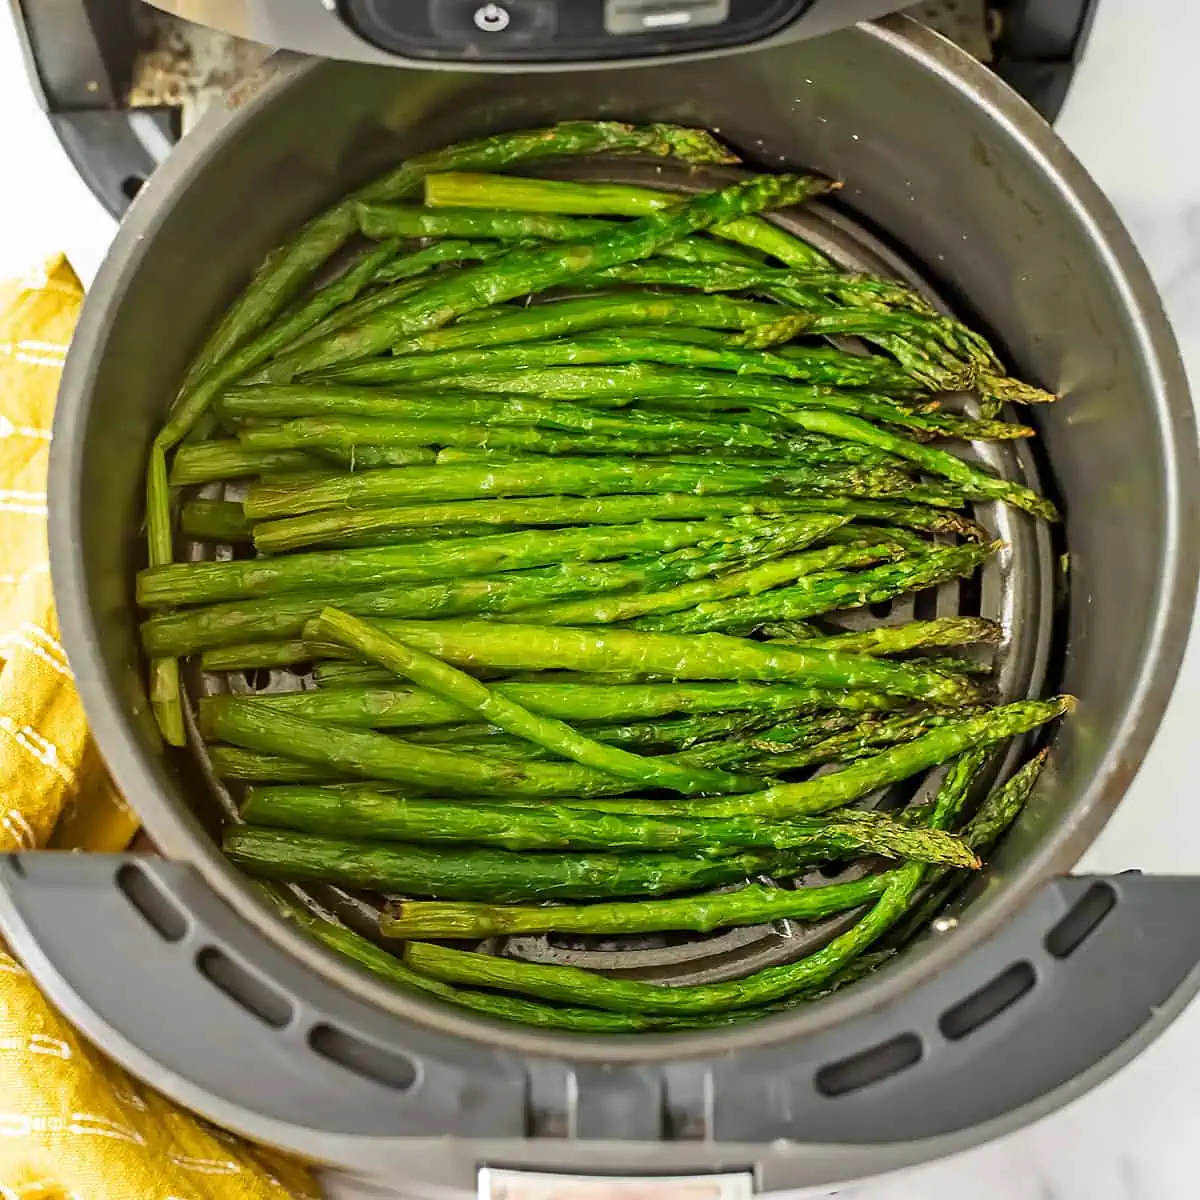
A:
139;0;917;67
10;14;1200;1191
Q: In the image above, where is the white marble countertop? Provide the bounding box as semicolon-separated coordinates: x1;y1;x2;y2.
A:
4;1;1200;1196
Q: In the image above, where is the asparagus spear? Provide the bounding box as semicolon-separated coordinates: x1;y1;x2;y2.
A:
202;702;763;797
223;387;778;451
268;888;714;1032
633;542;999;633
398;710;774;753
315;608;756;795
142;523;822;654
311;445;490;472
138;518;770;607
224;827;808;902
209;746;349;783
423;171;830;269
179;499;252;544
371;238;502;282
312;334;925;392
242;460;954;521
760;406;1052;516
145;446;184;745
161;238;403;451
584;260;926;310
299;619;981;705
384;477;984;540
396;750;991;1015
394;365;1012;440
888;748;1048;945
313;663;397;688
242;786;977;864
199;681;901;735
784;617;1003;656
167;121;736;443
237;414;738;459
357;204;769;274
752;711;975;772
379;874;893;938
506;539;907;627
249;494;846;556
266;276;437;359
358;204;611;241
400;873;913;1014
642;697;1073;820
169;442;321;486
355;293;798;361
257;174;833;383
201;639;348;671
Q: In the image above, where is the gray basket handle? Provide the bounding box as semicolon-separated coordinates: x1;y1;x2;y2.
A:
3;854;1200;1187
0;855;530;1146
708;872;1200;1143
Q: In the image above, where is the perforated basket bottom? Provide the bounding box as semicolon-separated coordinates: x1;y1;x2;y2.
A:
182;158;1056;987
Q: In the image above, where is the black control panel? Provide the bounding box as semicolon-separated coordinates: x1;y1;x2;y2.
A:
340;0;815;62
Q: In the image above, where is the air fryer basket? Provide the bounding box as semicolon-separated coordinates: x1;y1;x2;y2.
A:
191;155;1056;987
3;15;1200;1192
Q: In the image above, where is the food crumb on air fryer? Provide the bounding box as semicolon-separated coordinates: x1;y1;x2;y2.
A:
134;120;1071;1030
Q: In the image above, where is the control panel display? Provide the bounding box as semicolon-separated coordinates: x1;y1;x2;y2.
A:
340;0;814;62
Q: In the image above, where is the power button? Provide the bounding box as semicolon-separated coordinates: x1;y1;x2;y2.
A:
473;3;511;31
429;0;557;45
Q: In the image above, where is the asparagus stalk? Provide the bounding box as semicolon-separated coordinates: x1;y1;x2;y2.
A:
423;171;830;269
358;204;611;241
138;518;770;607
142;522;821;655
256;173;833;383
223;387;778;451
223;827;808;902
634;542;999;633
782;617;1003;657
506;538;907;626
166;121;737;443
379;874;894;938
242;459;955;521
237;414;736;459
400;875;917;1014
313;663;397;688
201;639;348;671
372;238;503;282
169;442;321;485
396;750;991;1016
145;446;184;745
179;499;252;544
199;681;901;735
209;746;349;783
299;619;982;705
313;333;924;392
888;748;1048;944
315;608;757;795
356;293;798;360
268;888;713;1033
749;711;974;771
394;365;1016;441
643;697;1073;820
202;702;763;797
242;786;978;864
249;494;846;556
398;710;774;754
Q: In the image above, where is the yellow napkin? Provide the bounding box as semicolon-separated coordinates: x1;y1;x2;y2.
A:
0;256;322;1199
